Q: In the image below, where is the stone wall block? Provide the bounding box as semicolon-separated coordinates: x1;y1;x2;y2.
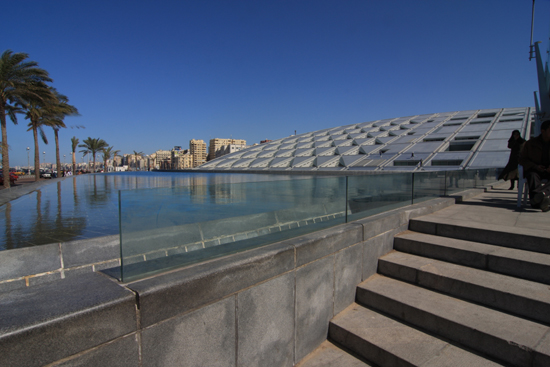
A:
295;256;334;362
141;297;236;367
0;243;60;281
334;243;363;314
237;272;295;367
405;198;454;222
293;223;363;267
357;210;407;240
51;333;139;367
362;228;400;280
0;272;136;367
129;242;294;328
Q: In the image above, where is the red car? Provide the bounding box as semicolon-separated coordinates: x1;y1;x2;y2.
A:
0;172;18;185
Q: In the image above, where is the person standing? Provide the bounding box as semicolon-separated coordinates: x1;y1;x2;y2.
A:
498;130;525;190
519;120;550;212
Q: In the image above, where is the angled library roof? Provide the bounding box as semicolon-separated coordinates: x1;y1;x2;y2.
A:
198;107;534;171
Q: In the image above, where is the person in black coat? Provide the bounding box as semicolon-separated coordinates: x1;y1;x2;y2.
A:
498;130;525;190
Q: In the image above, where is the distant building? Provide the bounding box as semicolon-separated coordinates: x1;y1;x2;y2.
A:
208;138;247;160
155;150;171;170
172;149;193;169
190;139;207;167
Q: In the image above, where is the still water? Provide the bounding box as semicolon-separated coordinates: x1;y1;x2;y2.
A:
0;172;303;251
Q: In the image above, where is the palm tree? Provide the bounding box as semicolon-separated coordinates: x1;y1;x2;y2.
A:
101;146;119;173
42;90;79;175
79;137;108;173
0;50;52;188
133;150;143;171
24;91;58;181
71;136;79;174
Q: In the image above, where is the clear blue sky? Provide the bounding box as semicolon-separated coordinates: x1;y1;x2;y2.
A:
3;0;550;167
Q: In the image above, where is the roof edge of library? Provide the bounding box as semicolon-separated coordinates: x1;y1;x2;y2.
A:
198;107;534;172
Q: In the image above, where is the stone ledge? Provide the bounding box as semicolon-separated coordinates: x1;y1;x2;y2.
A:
0;272;137;367
127;241;295;328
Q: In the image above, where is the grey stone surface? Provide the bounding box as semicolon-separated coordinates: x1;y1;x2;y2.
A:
237;272;295;367
0;272;137;367
394;232;489;269
333;243;363;315
361;227;402;280
63;265;94;278
356;210;407;240
51;333;139;367
27;270;63;286
357;275;550;367
330;303;503;367
141;297;236;367
395;231;550;285
93;259;121;271
0;279;26;293
534;331;550;367
379;251;550;324
0;242;61;281
295;256;334;362
61;235;119;268
293;223;363;267
405;197;455;220
128;242;294;327
410;215;550;254
295;340;372;367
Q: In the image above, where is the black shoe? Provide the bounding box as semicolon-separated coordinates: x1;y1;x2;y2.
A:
530;192;545;208
508;186;514;190
541;198;550;212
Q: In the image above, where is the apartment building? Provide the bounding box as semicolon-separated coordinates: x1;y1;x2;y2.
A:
155;150;172;170
190;139;207;167
208;138;247;161
172;150;193;169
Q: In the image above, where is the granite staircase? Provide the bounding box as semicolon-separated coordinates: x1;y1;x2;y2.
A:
297;215;550;367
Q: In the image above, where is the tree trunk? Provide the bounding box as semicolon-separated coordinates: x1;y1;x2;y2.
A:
33;126;40;182
72;152;76;175
55;129;61;177
92;153;96;173
0;103;10;188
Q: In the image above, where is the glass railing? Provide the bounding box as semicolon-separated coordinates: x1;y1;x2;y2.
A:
117;168;500;281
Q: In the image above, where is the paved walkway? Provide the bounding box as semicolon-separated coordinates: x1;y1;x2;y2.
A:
428;185;550;236
0;176;64;207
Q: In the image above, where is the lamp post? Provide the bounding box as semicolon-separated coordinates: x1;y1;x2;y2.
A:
26;147;30;175
43;151;46;170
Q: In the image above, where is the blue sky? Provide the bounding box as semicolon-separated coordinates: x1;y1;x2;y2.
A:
3;0;550;167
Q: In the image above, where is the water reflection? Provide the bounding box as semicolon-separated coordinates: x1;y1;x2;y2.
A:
0;172;306;251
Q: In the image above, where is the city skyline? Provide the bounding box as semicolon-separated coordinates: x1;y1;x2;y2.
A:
3;0;550;167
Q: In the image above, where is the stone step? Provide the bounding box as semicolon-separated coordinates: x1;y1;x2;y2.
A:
408;216;550;254
356;275;550;367
393;231;550;285
294;340;373;367
378;251;550;325
329;303;504;367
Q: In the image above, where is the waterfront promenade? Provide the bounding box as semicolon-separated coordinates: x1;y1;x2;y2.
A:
2;177;550;366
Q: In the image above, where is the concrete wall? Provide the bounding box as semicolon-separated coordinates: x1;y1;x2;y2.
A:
0;196;456;367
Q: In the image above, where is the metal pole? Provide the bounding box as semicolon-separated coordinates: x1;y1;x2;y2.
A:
345;176;348;223
411;172;415;205
530;0;536;60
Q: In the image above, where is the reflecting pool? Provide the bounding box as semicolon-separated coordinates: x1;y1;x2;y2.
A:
0;172;305;251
